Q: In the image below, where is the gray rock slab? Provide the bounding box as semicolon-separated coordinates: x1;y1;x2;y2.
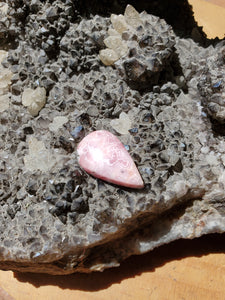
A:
0;2;224;274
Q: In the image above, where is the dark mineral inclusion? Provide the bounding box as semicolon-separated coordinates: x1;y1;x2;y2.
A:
0;1;224;274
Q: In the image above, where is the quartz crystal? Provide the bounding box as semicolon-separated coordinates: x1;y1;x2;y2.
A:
108;28;120;36
104;36;128;57
0;51;12;96
22;87;46;116
99;48;119;66
49;116;68;132
77;130;144;189
0;2;8;15
110;112;132;134
99;5;141;66
0;50;12;112
24;137;55;172
0;94;9;112
110;14;128;34
124;4;142;28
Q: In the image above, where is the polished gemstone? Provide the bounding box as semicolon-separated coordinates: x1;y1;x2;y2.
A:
77;130;144;189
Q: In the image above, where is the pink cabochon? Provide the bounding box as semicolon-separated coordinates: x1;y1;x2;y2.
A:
77;130;144;189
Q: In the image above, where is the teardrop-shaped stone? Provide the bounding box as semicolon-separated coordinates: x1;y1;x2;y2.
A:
77;130;144;189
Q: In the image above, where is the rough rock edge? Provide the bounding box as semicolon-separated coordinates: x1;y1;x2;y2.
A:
0;195;224;274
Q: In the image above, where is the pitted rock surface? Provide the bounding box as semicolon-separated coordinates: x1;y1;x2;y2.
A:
198;45;225;124
112;12;178;91
0;2;225;274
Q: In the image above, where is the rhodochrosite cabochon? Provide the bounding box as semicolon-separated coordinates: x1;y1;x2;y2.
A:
77;130;144;189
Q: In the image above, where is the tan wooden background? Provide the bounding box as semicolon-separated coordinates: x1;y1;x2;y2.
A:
0;234;225;300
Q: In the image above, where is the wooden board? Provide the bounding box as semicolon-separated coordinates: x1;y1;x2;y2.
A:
0;234;225;300
1;1;225;299
188;0;225;38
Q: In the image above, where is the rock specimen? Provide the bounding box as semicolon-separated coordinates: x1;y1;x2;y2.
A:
0;2;224;274
77;130;144;188
99;5;177;91
99;6;132;65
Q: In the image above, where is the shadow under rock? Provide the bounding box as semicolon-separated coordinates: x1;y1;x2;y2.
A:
79;0;213;45
14;233;225;292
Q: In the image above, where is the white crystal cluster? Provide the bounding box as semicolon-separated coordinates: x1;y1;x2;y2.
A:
22;87;46;116
110;112;132;134
0;2;8;16
49;116;68;132
0;50;13;112
24;137;56;172
99;5;142;66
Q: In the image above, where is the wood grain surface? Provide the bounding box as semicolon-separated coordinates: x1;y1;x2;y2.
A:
0;1;225;299
204;0;225;8
0;234;225;300
189;0;225;38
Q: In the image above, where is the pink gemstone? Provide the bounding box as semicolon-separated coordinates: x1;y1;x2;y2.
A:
77;130;144;189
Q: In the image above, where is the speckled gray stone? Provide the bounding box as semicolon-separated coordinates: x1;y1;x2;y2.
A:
0;2;224;274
